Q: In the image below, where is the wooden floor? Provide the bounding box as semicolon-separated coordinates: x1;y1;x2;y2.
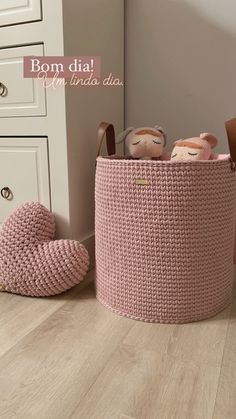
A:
0;270;236;419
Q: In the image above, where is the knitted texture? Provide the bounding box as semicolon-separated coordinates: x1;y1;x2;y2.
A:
95;156;236;323
0;202;89;297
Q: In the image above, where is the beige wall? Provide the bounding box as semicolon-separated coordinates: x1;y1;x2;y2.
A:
125;0;236;153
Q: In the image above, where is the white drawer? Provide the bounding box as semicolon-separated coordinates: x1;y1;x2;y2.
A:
0;137;50;226
0;0;42;28
0;44;46;118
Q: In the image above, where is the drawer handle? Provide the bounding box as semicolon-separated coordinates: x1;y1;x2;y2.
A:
1;187;13;200
0;83;7;97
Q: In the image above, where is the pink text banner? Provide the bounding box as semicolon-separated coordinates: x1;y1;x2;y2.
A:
24;56;101;79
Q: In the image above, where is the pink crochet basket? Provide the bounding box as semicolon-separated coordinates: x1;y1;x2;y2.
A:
95;122;236;323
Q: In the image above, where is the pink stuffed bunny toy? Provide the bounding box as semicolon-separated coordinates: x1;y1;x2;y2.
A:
116;126;167;160
171;133;218;161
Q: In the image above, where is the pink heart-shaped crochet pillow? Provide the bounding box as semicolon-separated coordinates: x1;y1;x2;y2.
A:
0;202;90;297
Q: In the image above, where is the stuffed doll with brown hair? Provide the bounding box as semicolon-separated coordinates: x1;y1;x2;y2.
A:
171;133;218;161
116;126;167;160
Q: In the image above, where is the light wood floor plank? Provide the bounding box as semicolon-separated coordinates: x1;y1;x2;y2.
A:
72;310;229;419
212;279;236;419
0;270;235;419
0;281;134;419
123;305;230;367
0;270;94;358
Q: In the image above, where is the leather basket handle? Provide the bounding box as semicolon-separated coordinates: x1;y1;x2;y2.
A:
225;118;236;165
96;122;116;157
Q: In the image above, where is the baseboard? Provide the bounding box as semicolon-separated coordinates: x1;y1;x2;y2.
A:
77;268;95;291
82;232;95;270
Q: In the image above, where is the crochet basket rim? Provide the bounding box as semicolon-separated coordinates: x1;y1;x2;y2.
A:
96;154;230;166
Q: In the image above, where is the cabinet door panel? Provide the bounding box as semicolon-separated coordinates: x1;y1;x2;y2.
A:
0;44;46;117
0;0;42;27
0;137;50;226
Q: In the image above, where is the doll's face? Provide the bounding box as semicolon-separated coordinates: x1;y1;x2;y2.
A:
171;143;211;161
171;145;204;161
128;130;165;159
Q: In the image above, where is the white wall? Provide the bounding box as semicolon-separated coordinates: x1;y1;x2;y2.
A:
125;0;236;153
63;0;124;241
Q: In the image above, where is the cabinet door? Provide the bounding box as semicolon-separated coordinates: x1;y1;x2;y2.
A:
0;137;50;227
0;44;46;117
0;0;42;27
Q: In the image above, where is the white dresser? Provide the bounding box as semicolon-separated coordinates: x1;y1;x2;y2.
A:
0;0;124;258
